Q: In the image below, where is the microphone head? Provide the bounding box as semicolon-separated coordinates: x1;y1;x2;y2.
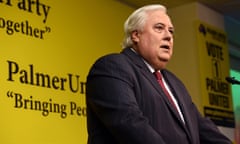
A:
225;77;232;83
225;76;240;85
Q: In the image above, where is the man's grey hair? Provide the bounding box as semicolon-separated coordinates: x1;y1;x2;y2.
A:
122;4;167;48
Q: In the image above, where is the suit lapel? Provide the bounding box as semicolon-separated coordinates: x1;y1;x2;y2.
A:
142;69;183;120
162;71;194;143
142;69;194;143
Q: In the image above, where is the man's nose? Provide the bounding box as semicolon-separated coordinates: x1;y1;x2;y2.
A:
163;31;172;41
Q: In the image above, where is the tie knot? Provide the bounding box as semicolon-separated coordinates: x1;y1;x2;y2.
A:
153;71;162;81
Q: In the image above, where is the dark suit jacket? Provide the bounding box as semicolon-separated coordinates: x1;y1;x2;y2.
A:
86;48;231;144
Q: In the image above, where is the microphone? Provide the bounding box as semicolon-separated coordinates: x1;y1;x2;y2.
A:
225;77;240;85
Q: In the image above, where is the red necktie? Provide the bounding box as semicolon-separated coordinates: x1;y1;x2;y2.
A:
153;71;178;112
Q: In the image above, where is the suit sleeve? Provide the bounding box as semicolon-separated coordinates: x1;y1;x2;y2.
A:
86;55;166;144
196;107;232;144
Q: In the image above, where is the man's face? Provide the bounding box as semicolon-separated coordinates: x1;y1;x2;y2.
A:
132;10;174;70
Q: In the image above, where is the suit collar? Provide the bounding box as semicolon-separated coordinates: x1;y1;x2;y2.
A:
121;48;150;72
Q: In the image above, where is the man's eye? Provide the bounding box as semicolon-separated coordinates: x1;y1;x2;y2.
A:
154;24;174;35
169;29;174;35
154;25;164;32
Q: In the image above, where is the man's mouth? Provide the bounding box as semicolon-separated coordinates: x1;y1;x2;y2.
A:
160;45;170;50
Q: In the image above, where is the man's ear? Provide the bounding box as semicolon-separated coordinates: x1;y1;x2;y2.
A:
131;30;140;43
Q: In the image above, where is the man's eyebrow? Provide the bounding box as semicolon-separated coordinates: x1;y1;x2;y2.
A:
169;26;174;30
155;22;164;26
155;23;175;30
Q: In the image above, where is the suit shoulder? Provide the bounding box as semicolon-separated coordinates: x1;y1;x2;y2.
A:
87;52;136;87
88;52;134;76
92;52;129;68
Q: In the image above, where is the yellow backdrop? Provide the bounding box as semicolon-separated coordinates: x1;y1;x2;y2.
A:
0;0;133;143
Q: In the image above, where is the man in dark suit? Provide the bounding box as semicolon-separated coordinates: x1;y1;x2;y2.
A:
86;4;231;144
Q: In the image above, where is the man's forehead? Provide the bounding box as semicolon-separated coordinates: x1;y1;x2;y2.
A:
147;11;173;27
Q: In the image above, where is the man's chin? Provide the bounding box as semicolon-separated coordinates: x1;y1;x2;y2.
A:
159;57;170;62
